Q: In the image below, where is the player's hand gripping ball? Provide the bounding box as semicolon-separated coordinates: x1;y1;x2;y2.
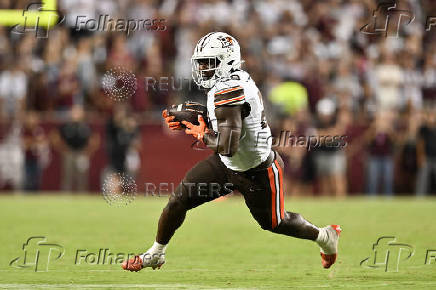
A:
162;109;182;130
182;115;209;140
163;101;209;130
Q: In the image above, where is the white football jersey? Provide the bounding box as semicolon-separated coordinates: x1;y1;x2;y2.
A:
207;70;272;172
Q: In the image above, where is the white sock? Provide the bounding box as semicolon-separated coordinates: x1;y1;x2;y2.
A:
148;241;167;254
316;227;328;246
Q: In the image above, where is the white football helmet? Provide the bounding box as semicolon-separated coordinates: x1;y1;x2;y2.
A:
191;32;242;89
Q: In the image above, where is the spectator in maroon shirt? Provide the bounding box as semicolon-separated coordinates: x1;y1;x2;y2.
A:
107;34;135;71
22;112;48;191
56;60;80;111
365;112;396;196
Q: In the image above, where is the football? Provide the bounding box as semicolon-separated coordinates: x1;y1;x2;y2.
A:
167;101;209;128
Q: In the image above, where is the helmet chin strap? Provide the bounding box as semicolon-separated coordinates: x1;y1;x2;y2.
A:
231;60;244;71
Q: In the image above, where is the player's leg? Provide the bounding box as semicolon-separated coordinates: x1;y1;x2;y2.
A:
236;162;319;240
122;154;231;271
237;151;341;268
156;154;231;244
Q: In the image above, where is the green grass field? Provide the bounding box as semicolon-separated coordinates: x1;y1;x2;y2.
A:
1;195;436;289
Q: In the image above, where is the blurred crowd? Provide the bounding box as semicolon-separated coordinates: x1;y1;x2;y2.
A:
0;0;436;196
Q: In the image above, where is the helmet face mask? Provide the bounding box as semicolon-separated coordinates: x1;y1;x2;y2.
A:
191;57;220;88
191;32;241;89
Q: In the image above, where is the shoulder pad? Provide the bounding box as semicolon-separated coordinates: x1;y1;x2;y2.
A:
214;77;241;90
230;74;240;80
230;70;250;82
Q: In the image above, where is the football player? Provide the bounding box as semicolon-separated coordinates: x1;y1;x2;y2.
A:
122;32;341;272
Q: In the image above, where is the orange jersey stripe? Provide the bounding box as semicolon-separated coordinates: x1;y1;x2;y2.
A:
268;166;278;229
214;95;245;106
214;86;242;96
275;160;285;220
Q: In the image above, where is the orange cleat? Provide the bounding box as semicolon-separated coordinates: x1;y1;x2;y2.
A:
121;255;143;272
121;252;165;272
320;252;337;269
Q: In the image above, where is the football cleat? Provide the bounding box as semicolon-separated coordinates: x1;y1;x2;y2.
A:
121;252;165;272
319;225;341;269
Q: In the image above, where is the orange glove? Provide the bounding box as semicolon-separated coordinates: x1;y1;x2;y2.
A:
182;115;209;141
162;109;182;130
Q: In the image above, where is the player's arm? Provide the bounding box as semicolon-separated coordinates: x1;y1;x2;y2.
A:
182;106;242;157
203;105;242;156
183;86;245;157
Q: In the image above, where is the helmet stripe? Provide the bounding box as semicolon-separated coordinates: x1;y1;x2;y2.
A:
198;32;215;52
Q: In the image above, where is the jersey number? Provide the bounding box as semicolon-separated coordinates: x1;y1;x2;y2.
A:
258;91;268;129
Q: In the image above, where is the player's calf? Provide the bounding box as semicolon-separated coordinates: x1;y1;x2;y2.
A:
262;210;342;269
271;212;319;240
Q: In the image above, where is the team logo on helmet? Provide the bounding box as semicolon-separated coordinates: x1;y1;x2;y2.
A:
217;36;234;49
